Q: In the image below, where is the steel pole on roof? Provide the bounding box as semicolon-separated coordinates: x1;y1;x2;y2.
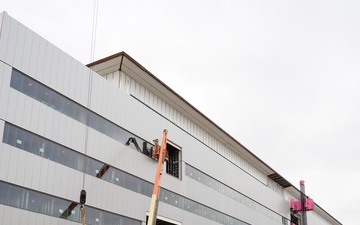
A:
300;180;308;225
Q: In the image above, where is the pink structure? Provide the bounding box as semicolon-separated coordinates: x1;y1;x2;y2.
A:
305;197;314;211
289;197;314;212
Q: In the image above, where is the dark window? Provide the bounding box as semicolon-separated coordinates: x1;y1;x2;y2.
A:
50;91;64;111
62;100;75;118
37;84;51;104
166;143;181;178
0;182;10;204
10;68;155;162
9;185;25;208
85;157;105;177
0;181;141;224
2;123;85;173
3;122;250;225
291;214;299;225
10;69;24;90
15;128;25;149
22;75;38;97
74;104;87;124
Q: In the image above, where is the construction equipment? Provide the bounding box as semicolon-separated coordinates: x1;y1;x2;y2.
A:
125;137;143;153
80;189;87;225
289;180;314;225
147;129;168;225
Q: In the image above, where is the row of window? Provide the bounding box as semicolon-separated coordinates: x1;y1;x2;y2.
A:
10;68;182;179
186;165;289;224
3;123;250;225
6;68;284;224
2;122;154;197
160;188;248;225
0;181;140;225
10;68;153;156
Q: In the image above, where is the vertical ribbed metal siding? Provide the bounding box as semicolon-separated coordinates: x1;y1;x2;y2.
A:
112;73;268;184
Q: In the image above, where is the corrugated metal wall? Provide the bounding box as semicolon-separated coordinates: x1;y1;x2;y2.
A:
103;71;271;187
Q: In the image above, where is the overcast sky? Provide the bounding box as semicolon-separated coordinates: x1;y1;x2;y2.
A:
2;1;360;224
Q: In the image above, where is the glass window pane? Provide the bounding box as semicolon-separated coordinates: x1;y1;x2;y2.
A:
50;91;64;111
47;142;59;162
0;182;10;204
22;75;38;97
23;130;33;152
116;170;126;188
67;203;81;222
115;126;128;144
62;100;75;118
106;123;118;140
9;185;25;208
30;136;40;154
37;84;51;105
85;158;104;177
77;155;85;172
87;111;97;130
15;128;25;149
64;149;76;169
4;123;16;146
86;207;102;225
37;137;46;157
54;198;72;218
56;146;66;165
103;210;117;225
10;69;24;91
74;104;87;124
102;167;115;183
95;116;108;134
26;190;42;213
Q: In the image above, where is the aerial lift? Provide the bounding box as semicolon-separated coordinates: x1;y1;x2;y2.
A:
289;180;314;225
78;130;168;225
147;129;169;225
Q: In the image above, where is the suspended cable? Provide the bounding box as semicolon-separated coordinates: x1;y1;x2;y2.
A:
81;1;99;224
90;0;99;63
82;0;99;191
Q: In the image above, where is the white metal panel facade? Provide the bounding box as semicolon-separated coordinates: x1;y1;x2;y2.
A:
105;69;269;185
0;11;341;225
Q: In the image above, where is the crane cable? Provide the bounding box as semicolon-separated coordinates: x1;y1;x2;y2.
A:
81;1;99;224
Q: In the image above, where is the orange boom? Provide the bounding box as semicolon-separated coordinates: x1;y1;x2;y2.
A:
147;129;168;225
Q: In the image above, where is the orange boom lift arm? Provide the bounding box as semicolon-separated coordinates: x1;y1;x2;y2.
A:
147;129;168;225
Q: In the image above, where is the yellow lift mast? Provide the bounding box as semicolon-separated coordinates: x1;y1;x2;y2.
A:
147;129;168;225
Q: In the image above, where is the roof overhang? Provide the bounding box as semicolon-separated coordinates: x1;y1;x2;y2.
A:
87;52;342;225
87;52;276;176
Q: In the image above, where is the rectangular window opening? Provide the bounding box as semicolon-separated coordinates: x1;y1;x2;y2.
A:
290;213;299;225
146;215;181;225
166;143;181;179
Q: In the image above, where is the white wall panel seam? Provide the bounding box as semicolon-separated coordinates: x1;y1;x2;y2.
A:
5;16;19;66
13;20;26;70
0;13;11;62
21;27;33;73
36;36;46;83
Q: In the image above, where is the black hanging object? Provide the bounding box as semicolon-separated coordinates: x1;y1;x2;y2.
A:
80;189;86;204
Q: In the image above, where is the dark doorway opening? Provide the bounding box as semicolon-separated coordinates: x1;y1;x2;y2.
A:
146;216;178;225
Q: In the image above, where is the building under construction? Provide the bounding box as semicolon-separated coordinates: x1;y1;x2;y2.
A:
0;12;341;225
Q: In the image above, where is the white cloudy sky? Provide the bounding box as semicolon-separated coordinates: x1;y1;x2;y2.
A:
2;1;360;224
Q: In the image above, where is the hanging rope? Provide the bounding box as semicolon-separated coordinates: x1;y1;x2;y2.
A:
81;205;86;225
81;1;99;224
82;0;99;193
